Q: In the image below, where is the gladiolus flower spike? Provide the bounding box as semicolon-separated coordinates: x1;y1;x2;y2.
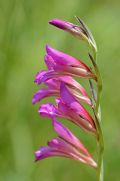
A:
33;17;104;181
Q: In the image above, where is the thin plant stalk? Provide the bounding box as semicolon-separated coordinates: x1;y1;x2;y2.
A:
91;47;104;181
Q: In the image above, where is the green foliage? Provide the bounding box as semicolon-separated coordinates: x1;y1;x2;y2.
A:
0;0;120;180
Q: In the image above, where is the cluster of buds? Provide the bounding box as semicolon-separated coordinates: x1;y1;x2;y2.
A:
33;17;104;179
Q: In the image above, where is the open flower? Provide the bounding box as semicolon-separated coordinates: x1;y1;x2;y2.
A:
35;117;97;168
45;45;96;79
33;75;91;105
39;83;96;133
32;44;96;105
34;45;96;85
33;18;104;177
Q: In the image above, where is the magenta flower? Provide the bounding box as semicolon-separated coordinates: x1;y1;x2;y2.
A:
33;17;104;180
33;75;91;105
32;44;96;105
46;45;96;79
34;45;96;84
49;19;87;40
49;18;97;51
35;117;97;168
49;19;75;31
39;83;96;133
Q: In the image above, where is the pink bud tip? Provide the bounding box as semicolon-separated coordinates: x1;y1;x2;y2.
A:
49;19;72;30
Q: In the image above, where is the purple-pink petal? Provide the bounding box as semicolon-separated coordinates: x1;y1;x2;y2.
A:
46;45;90;69
35;145;87;165
35;146;69;161
34;70;63;85
32;88;59;104
52;117;91;156
34;70;91;105
45;54;55;70
49;19;85;40
60;82;96;129
38;103;59;117
34;74;91;105
37;73;90;99
46;75;89;97
45;45;96;79
34;70;47;84
35;127;97;167
49;19;73;30
57;98;95;133
39;101;95;133
48;138;94;165
33;18;98;170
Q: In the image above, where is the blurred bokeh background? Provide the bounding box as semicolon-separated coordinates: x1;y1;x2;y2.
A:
0;0;120;180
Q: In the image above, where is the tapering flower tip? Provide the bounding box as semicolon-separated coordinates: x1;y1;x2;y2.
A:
49;19;86;40
35;147;46;161
49;19;72;30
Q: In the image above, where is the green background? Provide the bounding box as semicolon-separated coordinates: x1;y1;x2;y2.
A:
0;0;120;180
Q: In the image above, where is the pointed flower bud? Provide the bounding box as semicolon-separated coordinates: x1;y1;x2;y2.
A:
49;19;88;41
49;18;97;52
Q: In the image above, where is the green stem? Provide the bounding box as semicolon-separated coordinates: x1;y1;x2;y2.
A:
96;116;104;181
96;83;104;181
95;71;102;116
89;51;102;117
92;90;104;181
77;22;104;180
91;46;104;181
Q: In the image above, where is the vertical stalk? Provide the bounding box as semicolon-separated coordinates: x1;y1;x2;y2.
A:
89;46;104;181
94;112;104;181
92;49;104;181
76;17;104;180
96;85;104;181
